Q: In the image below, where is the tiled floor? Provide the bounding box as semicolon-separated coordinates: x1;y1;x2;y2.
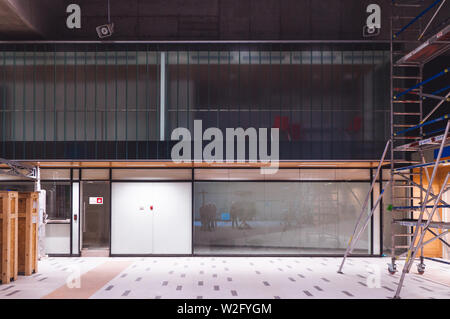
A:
0;257;449;299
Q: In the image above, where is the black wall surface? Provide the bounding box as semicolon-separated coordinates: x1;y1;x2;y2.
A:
55;0;395;41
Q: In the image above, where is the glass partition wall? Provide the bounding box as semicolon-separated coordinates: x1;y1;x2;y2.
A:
0;43;390;161
193;169;373;255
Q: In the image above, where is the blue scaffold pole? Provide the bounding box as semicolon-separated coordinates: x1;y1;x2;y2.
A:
394;114;449;136
393;0;443;39
394;159;450;171
422;128;445;137
394;68;449;100
432;85;450;95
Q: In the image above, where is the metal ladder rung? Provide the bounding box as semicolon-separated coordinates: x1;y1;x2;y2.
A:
393;136;421;140
391;160;420;163
394;124;416;128
392;76;421;79
393;88;420;92
392;172;421;175
394;64;421;67
393;100;421;104
393;148;418;152
393;196;421;199
394;234;414;237
393;112;421;116
393;246;411;249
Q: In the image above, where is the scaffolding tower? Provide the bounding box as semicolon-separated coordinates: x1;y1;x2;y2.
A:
338;0;450;299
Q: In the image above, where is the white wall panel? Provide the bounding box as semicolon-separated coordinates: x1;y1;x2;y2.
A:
45;223;71;255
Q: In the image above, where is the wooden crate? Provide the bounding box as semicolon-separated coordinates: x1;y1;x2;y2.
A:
0;191;18;284
18;192;39;276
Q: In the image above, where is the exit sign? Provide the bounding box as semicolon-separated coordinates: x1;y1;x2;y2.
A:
89;197;103;205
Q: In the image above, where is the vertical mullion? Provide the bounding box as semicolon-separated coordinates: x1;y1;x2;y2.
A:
351;49;355;156
176;50;179;129
341;50;344;153
84;48;88;157
105;49;108;148
64;50;67;157
217;47;221;128
94;45;98;158
156;47;159;158
12;49;16;159
310;47;312;157
125;47;129;159
1;50;5;156
289;49;293;159
74;49;78;156
228;50;231;133
321;46;323;158
43;47;47;158
207;47;210;127
330;45;334;158
248;48;251;130
298;48;302;156
372;46;376;154
259;48;262;140
279;47;282;134
115;49;118;159
33;46;36;156
23;49;26;157
145;46;149;158
136;46;139;158
54;47;57;156
187;48;190;131
362;48;365;146
238;46;241;127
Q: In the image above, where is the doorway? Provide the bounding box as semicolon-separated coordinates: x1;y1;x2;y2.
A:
110;182;191;255
81;181;110;256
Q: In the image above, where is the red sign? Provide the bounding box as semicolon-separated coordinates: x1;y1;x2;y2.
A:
89;197;104;205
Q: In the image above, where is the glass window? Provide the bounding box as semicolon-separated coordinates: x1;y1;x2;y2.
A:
42;182;72;221
81;169;110;180
193;181;371;255
40;169;71;180
0;181;71;221
111;168;191;180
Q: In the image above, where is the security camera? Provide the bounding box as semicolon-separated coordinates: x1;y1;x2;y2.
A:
96;23;114;39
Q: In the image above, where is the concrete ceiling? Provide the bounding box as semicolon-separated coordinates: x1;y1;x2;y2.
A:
0;0;63;39
0;0;447;41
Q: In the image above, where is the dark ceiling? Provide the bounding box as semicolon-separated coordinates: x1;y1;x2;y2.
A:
0;0;448;41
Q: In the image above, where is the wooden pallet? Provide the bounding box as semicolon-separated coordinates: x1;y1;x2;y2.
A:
0;191;19;284
18;192;39;276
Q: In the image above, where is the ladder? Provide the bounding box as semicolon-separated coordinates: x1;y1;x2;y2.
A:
338;0;450;299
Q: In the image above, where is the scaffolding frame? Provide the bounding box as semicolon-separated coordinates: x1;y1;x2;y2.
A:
338;0;450;299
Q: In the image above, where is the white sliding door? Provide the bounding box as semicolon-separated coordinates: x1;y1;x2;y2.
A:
111;182;191;255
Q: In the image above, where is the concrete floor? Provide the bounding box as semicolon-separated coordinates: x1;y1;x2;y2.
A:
0;257;449;299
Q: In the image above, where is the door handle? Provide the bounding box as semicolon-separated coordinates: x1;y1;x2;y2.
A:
83;201;86;232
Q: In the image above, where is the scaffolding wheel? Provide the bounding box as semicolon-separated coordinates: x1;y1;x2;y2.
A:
417;263;425;275
388;263;397;275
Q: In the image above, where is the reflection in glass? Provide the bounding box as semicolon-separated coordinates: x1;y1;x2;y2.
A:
194;181;371;255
